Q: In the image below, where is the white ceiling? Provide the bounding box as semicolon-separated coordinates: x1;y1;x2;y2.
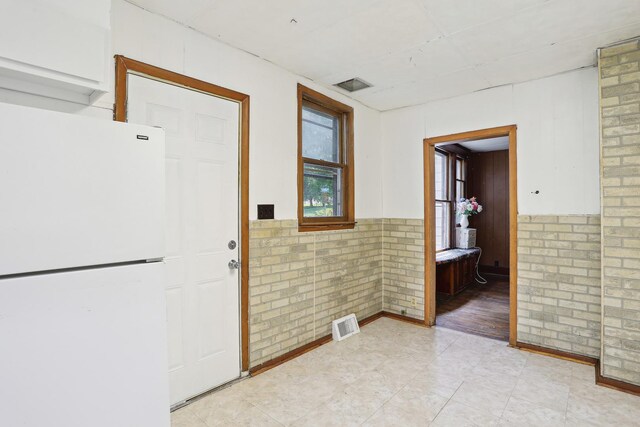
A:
458;136;509;152
127;0;640;111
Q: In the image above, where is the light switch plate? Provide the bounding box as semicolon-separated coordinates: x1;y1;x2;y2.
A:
257;204;274;220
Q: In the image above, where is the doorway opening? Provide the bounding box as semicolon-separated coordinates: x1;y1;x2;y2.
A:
423;125;517;346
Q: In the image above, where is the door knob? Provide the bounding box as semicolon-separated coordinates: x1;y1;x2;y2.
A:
228;259;240;270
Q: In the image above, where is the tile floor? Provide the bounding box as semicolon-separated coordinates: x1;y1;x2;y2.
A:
171;318;640;427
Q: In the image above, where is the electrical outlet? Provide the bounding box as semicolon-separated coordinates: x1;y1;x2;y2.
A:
411;297;417;308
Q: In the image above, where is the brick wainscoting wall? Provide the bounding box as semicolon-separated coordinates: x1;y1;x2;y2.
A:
517;215;602;357
248;219;382;367
382;218;425;320
599;38;640;385
247;214;609;367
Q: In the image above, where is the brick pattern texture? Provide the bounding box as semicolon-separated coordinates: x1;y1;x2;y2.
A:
517;215;602;357
248;212;613;369
599;39;640;385
248;219;382;367
382;218;425;320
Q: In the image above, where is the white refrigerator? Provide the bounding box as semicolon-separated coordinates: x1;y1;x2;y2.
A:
0;103;170;427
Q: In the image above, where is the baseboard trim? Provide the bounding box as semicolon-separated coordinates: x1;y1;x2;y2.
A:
478;266;510;276
249;334;332;376
595;360;640;397
516;342;598;365
360;311;385;327
517;341;640;397
249;311;384;376
380;310;426;326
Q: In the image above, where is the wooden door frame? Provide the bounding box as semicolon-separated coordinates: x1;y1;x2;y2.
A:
423;125;518;347
114;55;251;371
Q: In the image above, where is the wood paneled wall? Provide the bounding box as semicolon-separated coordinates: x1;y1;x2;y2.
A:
467;150;510;274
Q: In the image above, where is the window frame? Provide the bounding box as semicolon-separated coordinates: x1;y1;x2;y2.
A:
455;156;467;207
434;148;469;251
297;84;355;232
434;148;452;252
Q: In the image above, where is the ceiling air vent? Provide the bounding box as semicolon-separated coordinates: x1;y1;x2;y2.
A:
332;313;360;341
335;78;371;92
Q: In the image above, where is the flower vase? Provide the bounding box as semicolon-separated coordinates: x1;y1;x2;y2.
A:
460;215;469;229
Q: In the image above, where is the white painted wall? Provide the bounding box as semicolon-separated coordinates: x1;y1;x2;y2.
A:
0;0;600;220
381;67;600;218
0;0;382;220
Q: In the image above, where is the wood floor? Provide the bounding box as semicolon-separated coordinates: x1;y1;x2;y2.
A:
436;273;509;341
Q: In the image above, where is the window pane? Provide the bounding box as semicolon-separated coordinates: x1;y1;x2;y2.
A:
456;180;464;202
458;158;466;180
435;152;447;200
302;106;339;162
303;163;343;217
435;202;450;251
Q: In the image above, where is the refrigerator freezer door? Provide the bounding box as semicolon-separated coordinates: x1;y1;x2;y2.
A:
0;102;164;276
0;262;169;427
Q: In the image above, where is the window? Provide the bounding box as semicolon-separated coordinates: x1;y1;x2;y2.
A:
297;84;354;231
435;149;468;250
455;157;466;224
434;150;451;251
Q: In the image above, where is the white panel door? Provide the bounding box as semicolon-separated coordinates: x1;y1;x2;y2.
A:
127;74;241;405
